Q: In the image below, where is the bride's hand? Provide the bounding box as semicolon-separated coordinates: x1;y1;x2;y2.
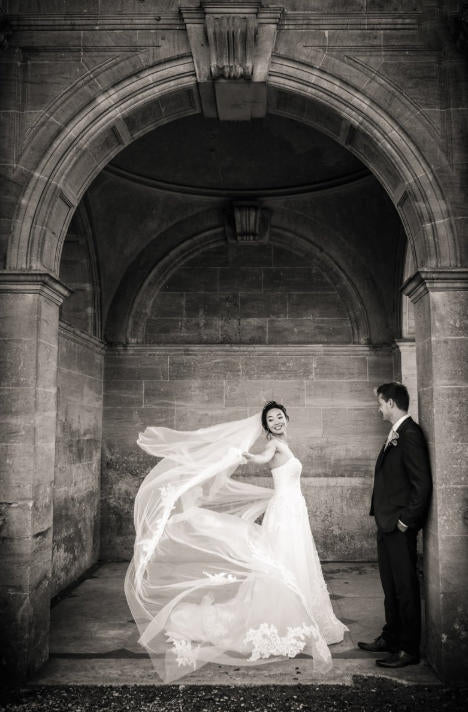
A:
241;451;255;461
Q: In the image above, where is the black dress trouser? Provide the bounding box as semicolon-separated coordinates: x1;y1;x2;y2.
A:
377;527;421;657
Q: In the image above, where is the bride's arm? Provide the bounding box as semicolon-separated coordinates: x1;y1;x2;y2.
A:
242;440;277;464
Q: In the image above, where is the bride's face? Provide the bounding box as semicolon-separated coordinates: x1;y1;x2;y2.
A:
266;408;287;436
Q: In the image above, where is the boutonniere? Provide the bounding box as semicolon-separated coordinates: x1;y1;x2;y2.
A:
389;431;399;447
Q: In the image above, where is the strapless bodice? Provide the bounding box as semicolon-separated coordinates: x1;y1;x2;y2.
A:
270;456;302;495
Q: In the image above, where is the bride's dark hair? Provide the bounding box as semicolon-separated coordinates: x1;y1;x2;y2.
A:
261;400;289;438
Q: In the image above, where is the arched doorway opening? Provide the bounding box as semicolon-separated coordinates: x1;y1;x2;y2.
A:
1;54;463;683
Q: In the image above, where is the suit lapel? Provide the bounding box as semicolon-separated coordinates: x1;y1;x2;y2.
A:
375;442;387;470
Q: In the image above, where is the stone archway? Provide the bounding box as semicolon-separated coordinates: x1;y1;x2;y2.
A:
1;50;466;683
5;56;460;275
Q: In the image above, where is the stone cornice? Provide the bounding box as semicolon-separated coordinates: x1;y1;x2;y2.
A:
280;12;420;31
394;339;416;352
0;271;71;306
7;11;421;33
402;269;468;304
59;320;105;354
106;344;392;355
103;163;372;198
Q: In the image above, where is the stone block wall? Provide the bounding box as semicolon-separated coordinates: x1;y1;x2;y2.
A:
52;323;104;596
144;244;354;344
59;209;100;338
101;344;393;561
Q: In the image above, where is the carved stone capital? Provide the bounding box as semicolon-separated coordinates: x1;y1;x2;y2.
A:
402;269;468;304
181;2;283;119
225;201;270;243
0;271;71;306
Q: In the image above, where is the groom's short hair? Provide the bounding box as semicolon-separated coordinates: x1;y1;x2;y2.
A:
376;382;410;411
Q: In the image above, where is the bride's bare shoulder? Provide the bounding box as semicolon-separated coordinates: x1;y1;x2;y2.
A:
274;440;291;454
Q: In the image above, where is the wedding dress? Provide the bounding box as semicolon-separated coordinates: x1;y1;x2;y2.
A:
125;412;347;682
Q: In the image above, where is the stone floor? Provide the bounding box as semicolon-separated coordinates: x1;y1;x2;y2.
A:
31;562;440;687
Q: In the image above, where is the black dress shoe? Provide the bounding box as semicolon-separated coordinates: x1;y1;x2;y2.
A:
357;635;396;653
376;650;420;668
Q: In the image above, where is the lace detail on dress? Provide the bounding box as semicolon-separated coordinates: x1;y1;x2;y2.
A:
243;622;315;661
166;636;200;669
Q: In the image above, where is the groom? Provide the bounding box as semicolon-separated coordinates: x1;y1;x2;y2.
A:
358;382;432;668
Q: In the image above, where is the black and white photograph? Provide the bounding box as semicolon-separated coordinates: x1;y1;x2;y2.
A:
0;2;467;711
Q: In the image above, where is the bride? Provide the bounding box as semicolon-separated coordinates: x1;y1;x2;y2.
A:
125;401;347;682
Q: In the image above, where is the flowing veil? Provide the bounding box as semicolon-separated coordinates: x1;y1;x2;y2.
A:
125;412;334;682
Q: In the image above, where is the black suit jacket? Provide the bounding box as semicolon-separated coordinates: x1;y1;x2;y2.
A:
370;417;432;533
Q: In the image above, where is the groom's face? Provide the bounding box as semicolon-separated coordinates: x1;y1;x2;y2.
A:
377;394;392;423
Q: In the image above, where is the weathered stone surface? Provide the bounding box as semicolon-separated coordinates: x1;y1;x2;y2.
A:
103;380;143;408
434;443;467;487
174;406;249;431
233;318;268;343
240;353;314;380
268;318;353;344
322;407;386;439
431;338;468;386
0;339;37;388
239;292;287;318
405;282;468;684
0;284;64;678
315;355;368;381
52;326;103;598
438;590;468;682
52;489;100;596
162;268;219;293
431;291;468;337
225;378;306;407
143;379;225;408
185;292;240;318
140;242;355;344
437;534;468;594
433;387;468;444
306;380;376;407
287;292;343;318
169;353;242;380
286;407;323;439
0;442;34;500
105;351;169;381
367;350;395;384
103;405;176;448
145;317;220;343
437;486;468;538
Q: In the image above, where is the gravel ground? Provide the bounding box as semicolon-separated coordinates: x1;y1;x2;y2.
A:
0;679;466;712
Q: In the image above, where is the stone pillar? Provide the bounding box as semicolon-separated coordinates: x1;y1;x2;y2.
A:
403;269;468;684
0;272;70;678
394;339;418;422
